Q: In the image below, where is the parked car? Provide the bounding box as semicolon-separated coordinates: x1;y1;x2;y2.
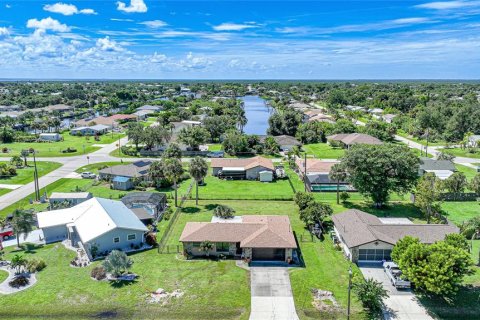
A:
0;227;14;240
81;172;96;179
383;261;411;289
206;151;224;158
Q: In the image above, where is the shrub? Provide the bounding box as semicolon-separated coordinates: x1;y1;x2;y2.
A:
340;191;350;203
145;232;157;246
9;275;29;288
213;205;235;219
102;250;133;277
26;258;46;273
91;266;107;280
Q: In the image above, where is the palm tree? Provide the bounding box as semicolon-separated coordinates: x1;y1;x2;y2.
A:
11;209;35;248
329;163;347;205
189;157;208;206
148;160;165;188
163;158;184;207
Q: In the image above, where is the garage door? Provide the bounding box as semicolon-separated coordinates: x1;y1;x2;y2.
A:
358;249;392;261
252;248;285;261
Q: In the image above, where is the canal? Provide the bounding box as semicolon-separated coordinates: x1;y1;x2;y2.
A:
240;95;272;135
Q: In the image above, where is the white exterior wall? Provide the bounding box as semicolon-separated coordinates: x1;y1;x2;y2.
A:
246;166;272;180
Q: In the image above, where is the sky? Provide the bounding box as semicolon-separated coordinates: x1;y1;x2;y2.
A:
0;0;480;79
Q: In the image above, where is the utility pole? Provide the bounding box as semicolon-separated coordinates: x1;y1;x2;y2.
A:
32;150;40;201
425;127;430;157
304;153;307;192
347;266;352;320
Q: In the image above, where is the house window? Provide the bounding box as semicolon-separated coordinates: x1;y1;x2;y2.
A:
192;242;201;248
113;237;120;243
216;242;230;253
127;234;136;241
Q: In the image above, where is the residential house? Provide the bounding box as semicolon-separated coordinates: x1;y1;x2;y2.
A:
39;133;61;142
327;133;382;148
382;114;397;124
49;192;93;206
70;124;109;136
132;110;153;120
180;215;297;262
75;116;116;129
295;158;350;192
344;105;366;112
211;156;275;180
260;135;302;151
98;160;152;190
468;135;480;147
137;105;162;113
332;209;459;263
418;157;456;180
37;197;148;257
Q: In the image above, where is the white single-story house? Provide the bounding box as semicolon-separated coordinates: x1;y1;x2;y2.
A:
39;133;61;142
332;209;459;263
70;124;109;136
211;156;275;180
37;197;148;258
49;192;92;206
180;215;297;262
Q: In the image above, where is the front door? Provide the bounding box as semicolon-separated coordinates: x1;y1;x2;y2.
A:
236;242;242;255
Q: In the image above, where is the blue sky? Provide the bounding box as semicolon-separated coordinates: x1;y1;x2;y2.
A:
1;0;480;79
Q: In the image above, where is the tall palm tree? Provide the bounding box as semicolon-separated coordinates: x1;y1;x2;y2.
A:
189;157;208;206
11;209;35;248
163;158;184;207
329;163;348;205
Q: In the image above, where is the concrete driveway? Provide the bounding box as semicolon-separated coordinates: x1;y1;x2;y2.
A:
249;267;299;320
358;263;432;320
1;229;45;248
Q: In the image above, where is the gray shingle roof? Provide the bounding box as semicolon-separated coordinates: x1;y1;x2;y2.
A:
99;160;152;178
419;158;456;172
332;209;458;248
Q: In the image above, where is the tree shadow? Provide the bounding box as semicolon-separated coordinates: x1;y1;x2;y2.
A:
181;206;201;214
204;204;221;211
11;243;44;254
109;278;138;288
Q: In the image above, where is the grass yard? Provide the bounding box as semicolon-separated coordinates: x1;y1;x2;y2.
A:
0;132;124;158
302;143;345;159
0;189;10;197
441;201;480;225
160;199;366;319
0;269;8;284
441;147;480;159
0;161;62;185
192;172;296;200
75;162;123;174
207;144;223;151
0;244;250;319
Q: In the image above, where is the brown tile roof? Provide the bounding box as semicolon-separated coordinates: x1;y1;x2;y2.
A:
76;116;117;127
211;156;274;171
295;158;338;173
332;209;459;248
327;133;382;145
108;114;137;121
179;215;297;249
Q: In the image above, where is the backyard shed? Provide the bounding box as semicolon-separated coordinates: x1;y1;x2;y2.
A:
112;176;133;191
39;133;61;142
259;170;273;182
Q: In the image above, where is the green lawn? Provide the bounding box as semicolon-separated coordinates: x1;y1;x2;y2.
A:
0;244;250;319
192;172;295;200
162;199;366;319
455;164;478;181
0;161;62;185
0;269;8;284
75;162;123;174
0;189;10;197
0;132;124;157
441;148;480;159
302;143;345;159
441;202;480;225
207;144;223;151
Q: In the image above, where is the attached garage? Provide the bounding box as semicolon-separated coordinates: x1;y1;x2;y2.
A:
252;248;285;261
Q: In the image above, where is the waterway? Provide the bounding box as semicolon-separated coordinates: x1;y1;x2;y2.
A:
240;95;272;135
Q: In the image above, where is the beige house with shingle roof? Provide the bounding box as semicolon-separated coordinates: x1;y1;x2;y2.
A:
332;209;459;263
211;156;275;180
180;215;297;262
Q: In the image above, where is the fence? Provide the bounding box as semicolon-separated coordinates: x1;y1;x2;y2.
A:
159;244;182;254
189;194;294;201
139;149;211;157
157;180;194;253
440;192;478;201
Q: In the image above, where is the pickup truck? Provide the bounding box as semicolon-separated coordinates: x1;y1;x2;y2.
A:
383;261;411;289
0;227;14;240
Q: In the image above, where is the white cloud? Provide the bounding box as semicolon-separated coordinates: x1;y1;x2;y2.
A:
415;1;480;10
111;18;134;22
117;0;147;13
27;17;70;32
177;52;211;69
5;4;11;9
0;27;10;37
392;17;431;24
43;3;97;16
212;23;257;31
139;20;168;28
151;52;167;63
96;37;123;52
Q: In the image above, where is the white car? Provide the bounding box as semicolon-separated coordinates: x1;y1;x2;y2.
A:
81;172;96;179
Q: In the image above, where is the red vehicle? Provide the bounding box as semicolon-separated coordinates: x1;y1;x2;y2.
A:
0;228;14;240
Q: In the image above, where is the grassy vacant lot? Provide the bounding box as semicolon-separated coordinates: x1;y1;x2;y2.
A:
0;245;250;320
165;200;366;319
302;143;345;159
442;147;480;159
0;161;61;185
441;202;480;225
0;132;124;157
193;172;295;200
